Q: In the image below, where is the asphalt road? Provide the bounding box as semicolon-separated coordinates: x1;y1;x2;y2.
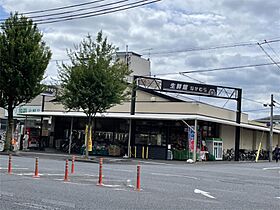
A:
0;155;279;210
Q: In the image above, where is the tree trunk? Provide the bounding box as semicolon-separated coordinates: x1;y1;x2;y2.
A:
5;104;14;151
85;115;92;159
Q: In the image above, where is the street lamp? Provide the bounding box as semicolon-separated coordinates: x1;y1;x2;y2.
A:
263;94;275;162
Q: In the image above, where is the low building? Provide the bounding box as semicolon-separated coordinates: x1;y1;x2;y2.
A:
22;86;280;160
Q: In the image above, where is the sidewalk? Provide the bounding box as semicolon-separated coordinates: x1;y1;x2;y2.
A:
0;148;134;164
0;148;266;165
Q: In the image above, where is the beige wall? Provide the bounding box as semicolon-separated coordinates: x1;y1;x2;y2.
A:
240;128;253;149
44;89;249;124
255;131;267;150
220;124;235;149
117;52;150;77
197;103;248;123
129;54;150;76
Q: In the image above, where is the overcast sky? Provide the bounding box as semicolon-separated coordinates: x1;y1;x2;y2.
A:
0;0;279;120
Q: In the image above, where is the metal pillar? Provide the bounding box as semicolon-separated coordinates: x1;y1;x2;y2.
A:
269;94;274;162
39;95;45;150
193;119;198;162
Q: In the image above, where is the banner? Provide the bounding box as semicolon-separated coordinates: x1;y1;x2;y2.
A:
188;127;195;152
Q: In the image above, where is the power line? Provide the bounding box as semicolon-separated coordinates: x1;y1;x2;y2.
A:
26;0;135;22
264;40;280;61
140;39;280;56
24;0;128;20
243;108;268;112
23;0;106;15
242;97;264;105
257;43;280;70
179;72;205;83
148;62;279;78
180;62;280;74
0;0;161;25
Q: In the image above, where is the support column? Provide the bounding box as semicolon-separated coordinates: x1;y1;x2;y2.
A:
128;76;137;158
234;89;242;161
193;119;198;162
68;117;74;154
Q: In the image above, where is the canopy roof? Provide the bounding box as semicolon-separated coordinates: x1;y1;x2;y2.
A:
20;111;280;134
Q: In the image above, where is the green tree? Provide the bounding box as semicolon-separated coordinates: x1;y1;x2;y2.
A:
0;13;52;150
58;31;131;158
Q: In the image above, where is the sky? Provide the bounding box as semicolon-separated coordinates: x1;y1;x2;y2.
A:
0;0;279;120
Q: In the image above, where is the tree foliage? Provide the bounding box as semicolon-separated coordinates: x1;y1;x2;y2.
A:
58;31;131;157
0;13;52;149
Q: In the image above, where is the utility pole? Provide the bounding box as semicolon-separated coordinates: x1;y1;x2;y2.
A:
264;94;275;162
269;94;274;162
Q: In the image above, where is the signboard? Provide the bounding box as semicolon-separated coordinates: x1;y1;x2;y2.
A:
5;105;41;117
162;80;217;96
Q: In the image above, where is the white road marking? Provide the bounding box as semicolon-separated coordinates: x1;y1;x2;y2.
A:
194;189;216;199
139;161;172;165
16;173;42;176
0;191;14;197
0;167;29;170
151;172;198;180
45;174;65;176
14;202;59;210
62;182;92;186
276;197;280;199
100;184;121;188
262;167;280;170
114;188;128;191
42;199;75;208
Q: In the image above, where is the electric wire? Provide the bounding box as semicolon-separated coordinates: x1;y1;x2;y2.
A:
141;39;280;56
22;0;107;15
24;0;129;20
264;40;280;61
26;0;149;23
257;43;280;70
180;62;280;74
0;0;161;25
242;97;265;105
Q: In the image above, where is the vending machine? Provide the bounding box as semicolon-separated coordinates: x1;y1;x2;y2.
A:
205;138;223;160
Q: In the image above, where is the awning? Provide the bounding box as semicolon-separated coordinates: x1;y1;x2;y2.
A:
20;111;280;134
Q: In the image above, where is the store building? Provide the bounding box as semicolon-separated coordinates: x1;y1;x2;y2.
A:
22;86;280;160
10;51;280;160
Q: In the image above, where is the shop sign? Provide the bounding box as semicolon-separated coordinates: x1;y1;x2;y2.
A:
162;80;217;96
5;105;41;117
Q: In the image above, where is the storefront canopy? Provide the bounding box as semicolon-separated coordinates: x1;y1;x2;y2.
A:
20;111;280;134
